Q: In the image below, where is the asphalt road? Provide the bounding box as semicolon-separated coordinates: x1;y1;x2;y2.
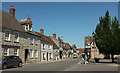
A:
2;59;119;72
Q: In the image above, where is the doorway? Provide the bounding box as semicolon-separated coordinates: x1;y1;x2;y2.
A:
25;49;29;63
60;51;63;59
47;52;48;61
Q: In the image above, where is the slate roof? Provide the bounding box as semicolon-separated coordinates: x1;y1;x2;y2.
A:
1;10;25;32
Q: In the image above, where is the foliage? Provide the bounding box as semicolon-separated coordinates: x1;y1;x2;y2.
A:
94;10;120;56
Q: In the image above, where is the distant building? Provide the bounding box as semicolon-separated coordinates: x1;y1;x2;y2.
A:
63;42;73;58
34;29;55;62
49;33;62;60
84;36;99;59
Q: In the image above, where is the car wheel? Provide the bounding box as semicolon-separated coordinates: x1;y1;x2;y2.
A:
18;62;22;67
2;64;7;69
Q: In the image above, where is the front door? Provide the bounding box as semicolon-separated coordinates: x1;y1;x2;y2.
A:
47;52;48;61
60;51;62;59
25;49;29;63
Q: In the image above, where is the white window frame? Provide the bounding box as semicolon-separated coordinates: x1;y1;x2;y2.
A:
43;44;45;50
30;37;34;45
43;53;45;60
34;50;38;58
4;29;10;41
4;48;9;56
14;49;17;56
30;49;34;59
35;39;38;45
14;32;19;42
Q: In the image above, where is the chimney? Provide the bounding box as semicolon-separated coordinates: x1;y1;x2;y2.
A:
27;18;32;24
40;28;44;35
58;37;61;41
9;5;15;17
53;33;56;39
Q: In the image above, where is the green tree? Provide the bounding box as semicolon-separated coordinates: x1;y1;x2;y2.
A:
94;10;120;62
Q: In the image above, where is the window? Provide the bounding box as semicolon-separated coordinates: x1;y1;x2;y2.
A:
49;53;52;60
34;50;38;58
14;32;19;42
48;45;51;50
35;39;37;44
30;49;34;58
43;53;45;60
30;37;33;44
14;49;18;56
4;48;8;56
43;44;45;50
5;30;10;41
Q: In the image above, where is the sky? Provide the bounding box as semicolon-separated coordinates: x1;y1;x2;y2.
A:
2;2;118;48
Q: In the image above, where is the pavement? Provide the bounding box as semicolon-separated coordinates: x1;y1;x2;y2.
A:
1;58;119;72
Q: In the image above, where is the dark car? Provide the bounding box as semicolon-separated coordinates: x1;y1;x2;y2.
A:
0;56;23;69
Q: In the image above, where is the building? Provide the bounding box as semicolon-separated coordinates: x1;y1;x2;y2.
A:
63;42;73;59
34;29;58;62
84;36;99;59
49;33;63;60
1;6;25;60
1;5;41;63
76;48;85;55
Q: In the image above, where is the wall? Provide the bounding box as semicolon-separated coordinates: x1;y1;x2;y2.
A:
41;41;53;61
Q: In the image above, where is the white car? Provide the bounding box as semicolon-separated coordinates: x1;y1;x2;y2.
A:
73;53;77;58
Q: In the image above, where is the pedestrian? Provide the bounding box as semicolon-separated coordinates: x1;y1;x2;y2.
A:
79;54;84;64
84;54;88;64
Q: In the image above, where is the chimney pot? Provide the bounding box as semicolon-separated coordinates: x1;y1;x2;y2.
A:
11;5;14;8
40;28;44;35
53;33;56;39
9;5;15;17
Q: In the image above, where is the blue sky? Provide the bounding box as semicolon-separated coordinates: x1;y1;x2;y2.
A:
2;2;118;48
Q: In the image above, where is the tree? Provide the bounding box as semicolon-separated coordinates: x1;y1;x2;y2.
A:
94;10;120;62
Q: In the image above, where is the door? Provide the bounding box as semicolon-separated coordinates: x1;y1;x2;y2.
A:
60;51;62;59
25;49;29;62
47;52;48;61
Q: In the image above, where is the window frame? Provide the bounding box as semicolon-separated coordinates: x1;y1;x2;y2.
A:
30;37;34;45
4;29;10;41
14;32;19;42
35;39;38;45
34;50;38;58
14;49;19;56
30;49;34;59
3;48;9;56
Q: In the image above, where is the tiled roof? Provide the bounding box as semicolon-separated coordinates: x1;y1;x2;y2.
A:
63;42;71;50
1;10;25;32
34;31;59;49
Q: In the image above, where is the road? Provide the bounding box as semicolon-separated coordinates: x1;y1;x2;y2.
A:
1;59;119;72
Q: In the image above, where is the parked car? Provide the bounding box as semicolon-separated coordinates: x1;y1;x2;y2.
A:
0;56;23;69
117;56;120;64
73;53;77;58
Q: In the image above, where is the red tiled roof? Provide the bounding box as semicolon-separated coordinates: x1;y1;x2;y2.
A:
63;42;71;49
33;31;59;49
